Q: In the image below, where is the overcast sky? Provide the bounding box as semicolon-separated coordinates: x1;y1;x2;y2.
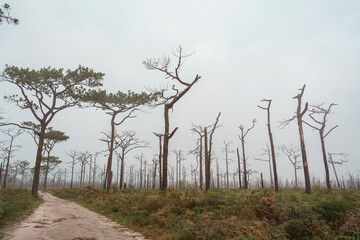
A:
0;0;359;185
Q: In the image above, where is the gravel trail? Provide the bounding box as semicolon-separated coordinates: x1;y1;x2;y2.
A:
4;192;146;240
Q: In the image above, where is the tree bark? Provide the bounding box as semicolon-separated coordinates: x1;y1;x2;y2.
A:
106;115;116;192
2;137;14;188
162;105;170;191
320;133;331;189
237;148;242;189
119;150;125;189
199;136;203;190
240;135;247;190
204;127;210;190
32;123;46;195
298;113;311;194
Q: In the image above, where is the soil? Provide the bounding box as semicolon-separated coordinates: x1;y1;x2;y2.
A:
3;192;147;240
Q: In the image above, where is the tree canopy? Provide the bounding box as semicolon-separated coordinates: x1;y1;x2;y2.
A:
0;65;104;195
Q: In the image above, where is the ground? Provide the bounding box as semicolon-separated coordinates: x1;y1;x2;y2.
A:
3;192;146;240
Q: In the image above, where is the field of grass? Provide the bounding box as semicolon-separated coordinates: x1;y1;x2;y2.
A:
0;188;42;238
49;187;360;239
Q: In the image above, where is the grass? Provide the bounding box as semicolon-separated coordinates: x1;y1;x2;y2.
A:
0;188;43;238
49;186;360;239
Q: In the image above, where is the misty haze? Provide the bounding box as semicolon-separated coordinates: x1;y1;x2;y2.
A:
1;1;359;239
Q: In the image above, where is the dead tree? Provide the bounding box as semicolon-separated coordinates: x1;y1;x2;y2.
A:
254;144;273;187
258;99;279;192
216;157;220;188
236;148;242;189
114;130;148;189
67;150;78;189
1;128;23;188
279;144;302;187
191;126;204;190
221;141;234;188
77;152;88;187
143;46;200;191
280;84;311;194
172;149;186;189
204;113;221;191
152;156;159;189
303;103;338;189
328;152;349;188
153;132;163;189
238;119;256;190
135;153;145;188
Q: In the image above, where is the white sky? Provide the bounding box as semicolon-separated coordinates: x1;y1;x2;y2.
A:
0;0;359;185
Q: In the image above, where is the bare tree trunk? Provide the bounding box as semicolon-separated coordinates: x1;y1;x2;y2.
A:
199;136;203;190
329;154;340;188
241;137;247;190
294;86;311;194
204;127;210;190
162;105;170;191
261;173;264;189
88;155;92;186
119;150;125;189
0;162;2;188
320;134;331;189
43;156;50;192
236;148;242;189
225;146;229;188
3;137;14;188
32;124;46;195
294;165;298;187
258;100;279;192
216;159;220;188
106;116;116;192
157;135;162;189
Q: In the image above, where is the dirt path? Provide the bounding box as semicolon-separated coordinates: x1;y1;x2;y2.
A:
4;192;147;240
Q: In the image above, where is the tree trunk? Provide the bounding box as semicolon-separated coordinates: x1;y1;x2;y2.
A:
162;105;170;191
225;146;229;188
241;137;248;190
120;150;125;189
32;123;46;195
320;133;331;189
44;156;50;192
216;161;220;188
70;159;75;189
267;112;279;192
199;136;203;190
298;118;311;194
237;148;242;189
204;127;210;191
294;165;298;187
106;116;116;193
329;155;340;188
3;137;13;188
158;136;162;189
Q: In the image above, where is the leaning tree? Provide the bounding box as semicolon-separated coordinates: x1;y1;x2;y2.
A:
0;66;104;195
83;90;158;192
143;46;200;191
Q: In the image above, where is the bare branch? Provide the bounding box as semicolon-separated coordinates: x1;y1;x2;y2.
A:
324;125;339;138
